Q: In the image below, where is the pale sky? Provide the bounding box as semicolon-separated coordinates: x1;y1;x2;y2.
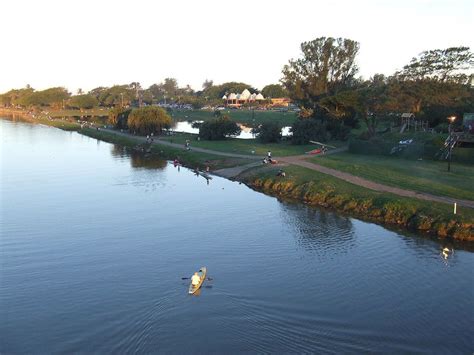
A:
1;0;472;94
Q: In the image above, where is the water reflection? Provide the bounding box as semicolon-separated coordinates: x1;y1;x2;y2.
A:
130;152;167;170
110;145;167;170
279;202;355;256
110;144;127;158
393;228;474;268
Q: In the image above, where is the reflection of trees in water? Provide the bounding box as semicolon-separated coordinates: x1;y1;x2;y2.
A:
279;201;355;256
110;144;169;192
110;144;127;158
110;145;167;170
130;152;167;170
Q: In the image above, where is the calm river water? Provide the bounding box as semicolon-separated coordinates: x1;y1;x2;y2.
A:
1;119;473;353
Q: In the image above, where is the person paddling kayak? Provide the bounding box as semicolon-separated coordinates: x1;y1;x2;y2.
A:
191;272;201;286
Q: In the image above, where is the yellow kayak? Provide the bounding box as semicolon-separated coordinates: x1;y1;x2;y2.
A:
188;267;207;295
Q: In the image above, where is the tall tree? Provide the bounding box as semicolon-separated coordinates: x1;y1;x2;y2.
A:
129;82;143;106
390;46;474;122
94;85;134;107
69;94;98;110
202;79;213;90
162;78;179;98
16;87;69;108
148;84;163;100
396;46;474;84
281;37;360;111
261;84;288;98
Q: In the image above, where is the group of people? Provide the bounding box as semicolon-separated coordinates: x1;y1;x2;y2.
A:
262;151;286;177
146;133;154;144
263;150;274;164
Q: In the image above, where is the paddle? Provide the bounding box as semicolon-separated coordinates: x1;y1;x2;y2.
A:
181;277;213;281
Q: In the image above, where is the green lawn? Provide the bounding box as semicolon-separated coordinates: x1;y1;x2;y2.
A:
170;109;297;126
159;133;319;157
310;152;474;201
251;164;474;221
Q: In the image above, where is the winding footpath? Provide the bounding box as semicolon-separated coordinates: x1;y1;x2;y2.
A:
279;155;474;209
99;128;474;209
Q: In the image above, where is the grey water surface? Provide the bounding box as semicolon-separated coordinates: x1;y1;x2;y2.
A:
1;119;473;353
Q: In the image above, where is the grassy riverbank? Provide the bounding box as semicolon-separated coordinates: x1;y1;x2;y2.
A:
243;165;474;241
1;109;82;130
311;153;474;201
2;110;472;241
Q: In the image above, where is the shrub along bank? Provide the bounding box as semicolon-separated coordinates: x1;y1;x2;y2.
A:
243;165;474;241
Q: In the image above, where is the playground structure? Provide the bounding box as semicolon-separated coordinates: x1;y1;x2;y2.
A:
394;113;430;133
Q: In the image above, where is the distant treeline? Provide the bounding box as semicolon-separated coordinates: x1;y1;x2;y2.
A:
0;80;287;111
1;37;472;138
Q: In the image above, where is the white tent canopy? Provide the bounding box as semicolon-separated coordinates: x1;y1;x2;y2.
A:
224;90;265;103
240;89;251;100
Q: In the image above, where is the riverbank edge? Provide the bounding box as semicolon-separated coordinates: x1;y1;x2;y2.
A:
2;109;472;241
240;167;473;242
0;108;81;130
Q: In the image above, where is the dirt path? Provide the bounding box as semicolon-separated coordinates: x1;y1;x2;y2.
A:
280;155;474;209
213;161;263;179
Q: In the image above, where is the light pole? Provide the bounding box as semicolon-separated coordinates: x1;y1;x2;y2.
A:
448;115;456;134
447;116;456;172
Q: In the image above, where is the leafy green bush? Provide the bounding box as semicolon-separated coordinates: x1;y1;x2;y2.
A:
128;106;172;135
326;120;351;140
291;119;328;145
252;122;282;143
198;115;241;140
291;118;351;144
108;107;132;129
